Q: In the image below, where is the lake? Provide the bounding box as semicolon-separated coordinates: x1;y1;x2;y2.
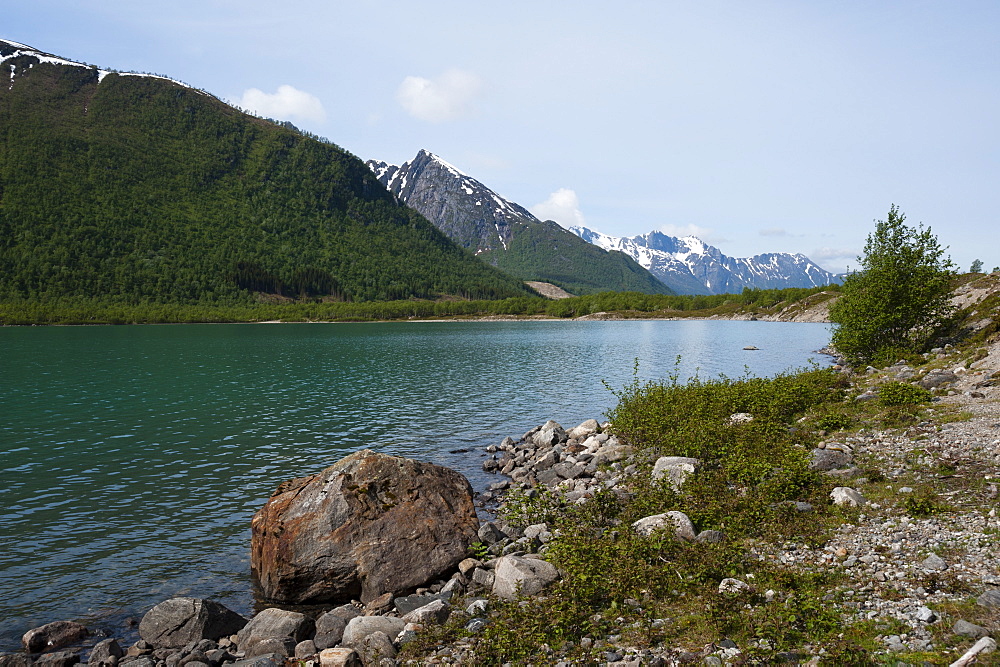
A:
0;319;832;650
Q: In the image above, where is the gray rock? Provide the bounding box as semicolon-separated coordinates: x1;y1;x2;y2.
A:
830;487;866;507
87;639;124;666
325;603;362;622
567;419;600;440
313;612;347;651
492;555;560;600
226;654;285;667
651;457;700;491
631;511;697;541
244;638;295;659
22;622;89;654
477;522;507;546
341;617;406;649
532;421;567;448
402;599;451;625
139;599;247;649
919;370;958;389
0;655;36;667
250;450;479;605
471;567;495;590
954;619;989;638
914;606;937;623
393;593;448;616
237;608;314;652
119;659;155;667
34;652;80;667
695;530;726;544
977;588;1000;609
809;448;852;471
921;554;947;572
294;641;317;660
357;632;395;666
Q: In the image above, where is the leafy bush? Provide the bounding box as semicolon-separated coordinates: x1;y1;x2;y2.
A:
878;381;933;406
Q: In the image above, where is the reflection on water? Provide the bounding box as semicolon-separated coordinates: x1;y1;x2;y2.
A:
0;320;831;648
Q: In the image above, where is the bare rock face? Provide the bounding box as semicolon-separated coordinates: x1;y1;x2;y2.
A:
250;450;479;605
22;621;88;654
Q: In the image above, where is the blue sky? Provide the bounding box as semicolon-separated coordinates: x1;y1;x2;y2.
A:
6;1;999;273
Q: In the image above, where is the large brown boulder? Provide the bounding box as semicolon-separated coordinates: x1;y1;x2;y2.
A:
250;450;479;604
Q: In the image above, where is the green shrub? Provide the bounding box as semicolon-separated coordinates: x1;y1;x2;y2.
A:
878;381;933;406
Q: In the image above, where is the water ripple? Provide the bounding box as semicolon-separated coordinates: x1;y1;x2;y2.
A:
0;320;831;650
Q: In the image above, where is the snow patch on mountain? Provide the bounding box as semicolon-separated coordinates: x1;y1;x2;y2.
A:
570;225;841;295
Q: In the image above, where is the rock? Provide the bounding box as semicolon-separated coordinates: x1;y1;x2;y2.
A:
476;525;505;550
566;419;600;440
313;612;347;651
394;592;450;615
458;558;482;576
363;593;394;615
294;641;317;660
250;449;479;604
341;617;406;649
226;654;285;667
319;648;362;667
34;652;80;667
532;420;567;448
728;413;753;424
919;370;958;389
809;449;852;471
237;608;315;652
695;530;726;544
23;622;89;653
326;603;363;622
138;599;246;649
718;578;752;595
119;658;155;667
921;553;948;572
914;606;937;623
830;487;866;507
87;639;124;666
244;638;296;659
402;599;451;625
0;655;35;667
631;511;697;541
471;568;495;590
977;588;1000;609
651;457;701;490
357;632;395;666
492;555;560;600
953;620;989;638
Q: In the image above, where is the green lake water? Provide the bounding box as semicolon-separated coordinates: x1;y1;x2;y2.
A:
0;320;832;649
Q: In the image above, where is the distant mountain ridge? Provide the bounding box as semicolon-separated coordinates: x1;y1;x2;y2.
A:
570;227;841;296
366;151;673;296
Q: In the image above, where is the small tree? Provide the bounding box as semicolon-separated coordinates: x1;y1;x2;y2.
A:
829;205;954;366
970;259;983;273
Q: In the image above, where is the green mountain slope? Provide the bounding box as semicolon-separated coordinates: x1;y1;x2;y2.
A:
0;41;531;304
482;220;672;296
367;150;674;296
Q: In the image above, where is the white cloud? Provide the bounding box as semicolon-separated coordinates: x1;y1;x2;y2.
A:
396;69;481;122
759;227;789;237
530;189;586;228
238;85;326;124
810;247;858;273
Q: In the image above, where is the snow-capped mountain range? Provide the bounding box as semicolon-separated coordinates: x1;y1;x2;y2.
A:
570;226;842;295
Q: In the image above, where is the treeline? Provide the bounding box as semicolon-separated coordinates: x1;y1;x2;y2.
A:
0;285;839;325
0;62;529;306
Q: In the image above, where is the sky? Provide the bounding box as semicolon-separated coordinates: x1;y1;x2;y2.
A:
5;1;999;273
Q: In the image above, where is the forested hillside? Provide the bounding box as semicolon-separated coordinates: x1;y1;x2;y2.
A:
0;40;531;304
